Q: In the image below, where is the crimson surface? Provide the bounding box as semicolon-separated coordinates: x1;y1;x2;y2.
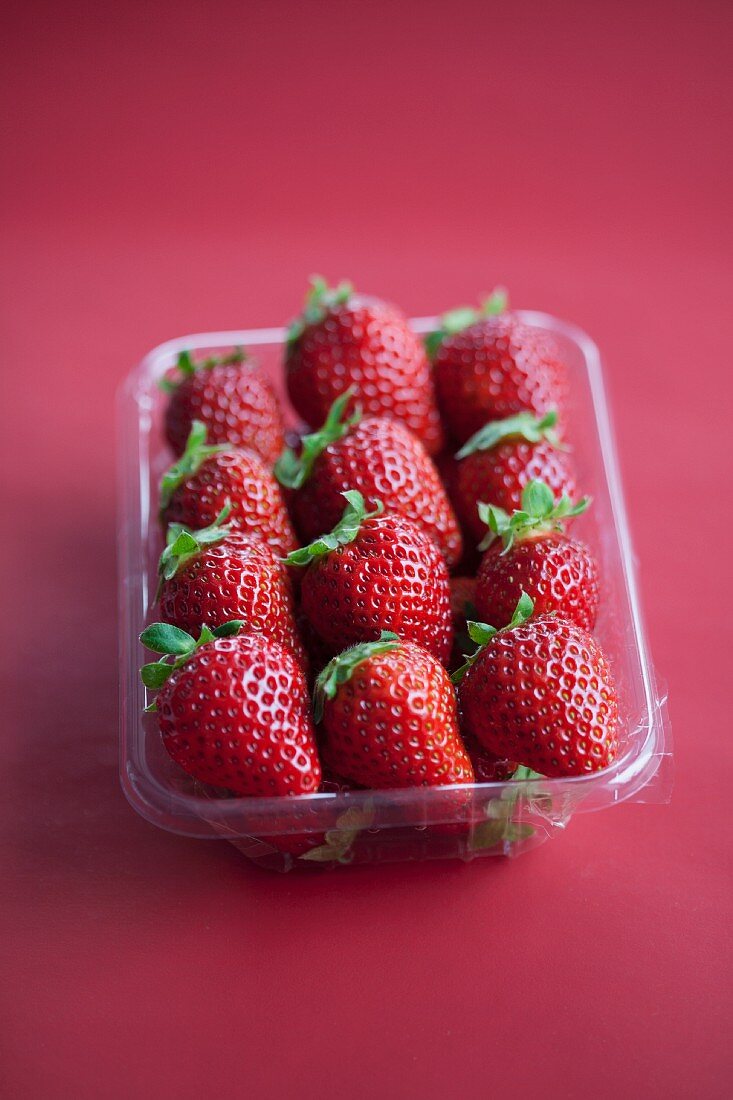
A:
2;2;731;1097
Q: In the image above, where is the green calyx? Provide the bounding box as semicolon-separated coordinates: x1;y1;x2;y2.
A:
283;490;383;568
159;421;227;511
455;409;561;461
299;801;376;863
139;619;245;705
424;287;508;359
477;478;591;553
313;632;401;723
469;769;546;850
158;502;233;583
450;591;534;685
158;346;247;393
286;275;354;345
274;387;361;489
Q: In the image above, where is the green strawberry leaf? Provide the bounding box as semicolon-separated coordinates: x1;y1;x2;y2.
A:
470;784;537;850
503;822;536;842
455;409;560;460
175;349;196;377
521;479;555;517
140;622;197;656
274;387;361;489
158;503;233;582
451;593;535;685
283;490;383;568
477;479;591;554
313;632;401;722
508;590;535;629
424;287;508;358
466;621;498;647
299;843;350;863
286;275;354;344
158;421;228;511
157;346;247;393
140;660;175;689
138;619;245;700
510;766;547;782
212;620;246;638
299;800;375;862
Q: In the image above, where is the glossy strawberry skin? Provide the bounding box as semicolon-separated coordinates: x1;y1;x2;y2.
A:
158;532;307;668
299;514;453;664
286;297;444;455
157;633;321;796
450;438;577;546
292;417;463;568
475;532;600;631
319;641;474;789
164;359;285;464
434;314;570;445
161;449;298;559
458;615;619;777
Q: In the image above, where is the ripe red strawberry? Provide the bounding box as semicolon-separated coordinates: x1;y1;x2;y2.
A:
474;479;598;630
287;491;453;664
162;346;285;463
429;292;570;445
449;410;577;546
160;421;298;558
314;633;474;789
455;593;619;777
140;624;321;796
157;509;307;668
285;277;444;454
276;390;462;568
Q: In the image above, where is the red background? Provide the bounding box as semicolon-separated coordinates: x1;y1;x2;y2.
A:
2;1;731;1096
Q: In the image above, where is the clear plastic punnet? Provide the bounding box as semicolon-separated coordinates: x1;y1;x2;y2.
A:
117;312;672;871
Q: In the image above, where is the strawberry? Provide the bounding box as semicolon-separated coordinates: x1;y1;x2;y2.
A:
160;422;298;558
275;390;463;568
313;633;474;789
162;346;285;463
429;291;570;445
455;593;619;777
140;624;321;796
157;507;307;668
286;491;453;664
474;479;598;630
285;277;444;454
449;410;577;546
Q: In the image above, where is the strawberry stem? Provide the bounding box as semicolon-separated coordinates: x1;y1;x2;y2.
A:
274;388;361;489
139;620;246;696
450;592;534;684
425;287;508;358
312;633;401;722
286;275;354;344
158;421;228;512
283;490;383;568
157;502;233;583
158;347;247;393
455;409;561;461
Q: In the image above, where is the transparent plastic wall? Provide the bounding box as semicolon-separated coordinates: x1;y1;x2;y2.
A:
117;314;672;871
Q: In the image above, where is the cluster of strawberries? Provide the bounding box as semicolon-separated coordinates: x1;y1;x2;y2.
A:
141;278;619;830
